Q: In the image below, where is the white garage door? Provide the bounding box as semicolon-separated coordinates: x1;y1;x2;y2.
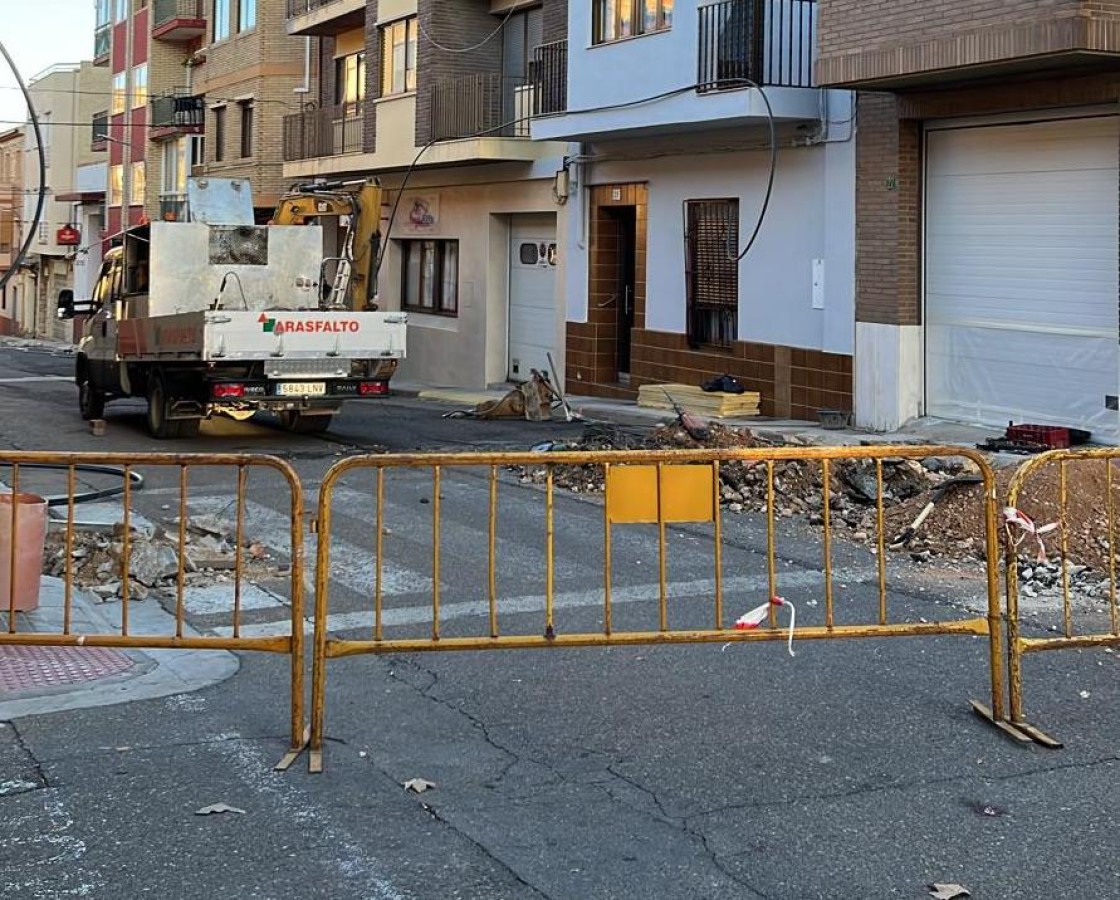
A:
925;116;1120;441
508;214;557;381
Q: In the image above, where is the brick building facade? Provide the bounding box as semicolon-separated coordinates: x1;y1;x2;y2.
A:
818;0;1120;436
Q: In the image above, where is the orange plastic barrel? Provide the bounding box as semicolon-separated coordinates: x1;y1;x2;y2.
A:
0;493;48;612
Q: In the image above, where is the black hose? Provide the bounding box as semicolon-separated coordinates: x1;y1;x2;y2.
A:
0;40;47;296
0;463;145;507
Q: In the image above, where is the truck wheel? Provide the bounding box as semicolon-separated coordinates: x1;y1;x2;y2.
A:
146;375;180;440
279;411;332;434
78;376;105;421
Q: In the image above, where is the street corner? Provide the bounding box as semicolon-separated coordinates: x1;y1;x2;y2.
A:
0;576;239;721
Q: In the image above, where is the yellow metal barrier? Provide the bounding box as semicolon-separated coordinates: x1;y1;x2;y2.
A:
0;452;307;769
310;445;1006;772
1002;448;1120;748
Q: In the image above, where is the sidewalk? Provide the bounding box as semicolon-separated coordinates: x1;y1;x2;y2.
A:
0;576;237;719
395;378;1004;452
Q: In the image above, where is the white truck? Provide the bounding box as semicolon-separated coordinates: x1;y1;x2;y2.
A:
58;179;407;438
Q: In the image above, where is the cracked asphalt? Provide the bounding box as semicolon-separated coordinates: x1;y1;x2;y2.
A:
0;346;1119;898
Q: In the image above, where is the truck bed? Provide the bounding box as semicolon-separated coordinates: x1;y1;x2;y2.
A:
116;309;407;363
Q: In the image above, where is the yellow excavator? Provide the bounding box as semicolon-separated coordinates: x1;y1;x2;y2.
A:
272;178;384;311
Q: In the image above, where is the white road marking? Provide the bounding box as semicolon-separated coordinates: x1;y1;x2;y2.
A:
0;376;71;383
213;568;877;638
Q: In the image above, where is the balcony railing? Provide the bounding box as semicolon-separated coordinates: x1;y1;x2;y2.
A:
159;193;189;223
531;40;567;116
91;111;109;149
286;0;339;15
154;0;204;26
698;0;816;91
150;93;205;131
430;75;532;141
282;102;364;161
93;23;111;60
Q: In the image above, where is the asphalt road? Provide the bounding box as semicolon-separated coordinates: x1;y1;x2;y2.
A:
0;345;1118;899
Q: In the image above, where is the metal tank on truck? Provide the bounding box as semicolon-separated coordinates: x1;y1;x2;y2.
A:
57;177;407;438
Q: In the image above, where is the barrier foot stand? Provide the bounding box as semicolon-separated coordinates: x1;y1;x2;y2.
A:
309;748;323;774
969;700;1034;744
1010;719;1064;749
274;726;311;772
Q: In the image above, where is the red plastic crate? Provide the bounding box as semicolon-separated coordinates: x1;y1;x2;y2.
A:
1005;423;1070;449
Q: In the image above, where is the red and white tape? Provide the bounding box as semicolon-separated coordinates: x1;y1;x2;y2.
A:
735;596;797;657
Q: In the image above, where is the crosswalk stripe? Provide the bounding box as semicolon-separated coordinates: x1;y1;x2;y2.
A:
213;568;878;638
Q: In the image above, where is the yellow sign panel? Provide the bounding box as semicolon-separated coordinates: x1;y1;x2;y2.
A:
606;465;715;524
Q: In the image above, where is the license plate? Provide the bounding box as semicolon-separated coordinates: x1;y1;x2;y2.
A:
276;381;326;396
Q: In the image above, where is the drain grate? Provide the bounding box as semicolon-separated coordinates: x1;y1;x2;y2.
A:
0;645;135;694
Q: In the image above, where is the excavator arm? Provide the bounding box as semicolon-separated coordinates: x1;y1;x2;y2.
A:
272;179;383;310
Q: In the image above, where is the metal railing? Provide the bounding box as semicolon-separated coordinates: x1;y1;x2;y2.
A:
94;23;111;60
153;0;204;27
287;0;342;16
0;453;307;770
698;0;817;91
91;111;109;149
532;40;568;116
150;93;205;131
430;74;532;141
308;445;1005;771
282;102;365;162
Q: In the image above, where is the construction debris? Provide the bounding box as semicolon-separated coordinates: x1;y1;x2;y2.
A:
444;371;564;421
42;516;281;601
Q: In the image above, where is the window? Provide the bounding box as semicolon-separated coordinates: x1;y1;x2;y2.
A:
237;0;256;32
401;240;458;316
130;161;145;206
131;64;148;109
212;106;226;161
162;137;188;193
684;199;738;349
111;72;126;115
114;0;127;21
190;134;205;169
239;100;254;158
380;17;417;96
96;0;111;27
335;51;366;114
109;164;123;206
593;0;673;44
213;0;230;41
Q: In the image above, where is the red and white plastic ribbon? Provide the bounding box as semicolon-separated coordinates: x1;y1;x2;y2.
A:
1001;507;1058;563
734;596;796;657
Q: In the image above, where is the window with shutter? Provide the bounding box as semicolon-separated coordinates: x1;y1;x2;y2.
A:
684;199;739;349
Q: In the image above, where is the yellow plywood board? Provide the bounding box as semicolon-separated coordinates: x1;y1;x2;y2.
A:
638;383;760;418
606;465;715;524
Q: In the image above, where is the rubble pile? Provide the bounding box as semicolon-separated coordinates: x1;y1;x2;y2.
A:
43;514;278;602
521;421;1120;580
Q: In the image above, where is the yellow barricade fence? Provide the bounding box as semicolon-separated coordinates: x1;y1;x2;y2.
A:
310;445;1006;772
1002;448;1120;748
0;453;307;769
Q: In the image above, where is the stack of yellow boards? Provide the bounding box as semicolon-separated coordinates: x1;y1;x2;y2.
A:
637;383;760;418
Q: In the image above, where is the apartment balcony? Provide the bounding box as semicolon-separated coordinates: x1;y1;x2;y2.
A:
152;0;207;42
282;102;364;162
159;193;189;223
431;74;533;141
816;0;1120;88
91;111;109;151
532;0;822;143
532;40;568;116
150;93;205;140
286;0;365;37
698;0;816;91
93;23;110;66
